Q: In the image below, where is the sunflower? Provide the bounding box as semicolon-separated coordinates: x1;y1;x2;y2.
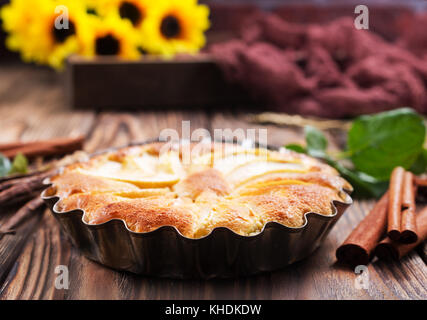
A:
80;14;141;60
95;0;152;28
1;0;90;70
143;0;210;56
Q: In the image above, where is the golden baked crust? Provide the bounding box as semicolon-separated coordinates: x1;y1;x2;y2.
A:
50;142;351;238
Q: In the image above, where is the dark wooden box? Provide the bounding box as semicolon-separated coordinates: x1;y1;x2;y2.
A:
66;55;247;110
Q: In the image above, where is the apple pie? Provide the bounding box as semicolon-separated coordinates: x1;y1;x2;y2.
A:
50;142;352;238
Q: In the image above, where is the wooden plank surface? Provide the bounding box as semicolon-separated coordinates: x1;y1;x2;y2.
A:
0;65;426;300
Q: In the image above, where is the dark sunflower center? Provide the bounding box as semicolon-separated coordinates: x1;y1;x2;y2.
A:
95;34;120;55
138;47;147;55
52;20;76;44
86;8;98;16
160;15;181;38
119;1;142;26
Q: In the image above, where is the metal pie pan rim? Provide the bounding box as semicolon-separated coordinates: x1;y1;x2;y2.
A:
41;139;353;241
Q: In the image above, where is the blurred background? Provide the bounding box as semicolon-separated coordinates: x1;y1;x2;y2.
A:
1;0;427;117
2;0;427;59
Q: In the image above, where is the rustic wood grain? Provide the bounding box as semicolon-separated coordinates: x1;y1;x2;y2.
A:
0;65;426;300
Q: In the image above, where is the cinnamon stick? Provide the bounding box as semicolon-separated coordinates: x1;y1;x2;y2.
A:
336;192;389;266
0;136;85;159
0;141;35;152
0;136;84;152
375;206;427;260
400;172;418;244
387;167;405;241
0;197;45;239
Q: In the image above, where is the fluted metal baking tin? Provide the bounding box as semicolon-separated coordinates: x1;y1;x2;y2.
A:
41;141;352;279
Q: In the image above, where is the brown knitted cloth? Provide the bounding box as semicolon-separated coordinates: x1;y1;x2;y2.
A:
209;14;427;118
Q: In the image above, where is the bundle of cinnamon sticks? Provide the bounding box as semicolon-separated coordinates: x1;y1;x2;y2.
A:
0;136;84;160
336;167;427;267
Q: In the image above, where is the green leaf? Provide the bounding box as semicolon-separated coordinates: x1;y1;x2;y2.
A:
305;126;328;154
284;144;306;154
410;148;427;174
347;108;426;180
9;153;28;175
0;153;11;177
329;160;388;198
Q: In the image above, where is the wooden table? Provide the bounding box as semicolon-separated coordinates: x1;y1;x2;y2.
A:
0;65;426;300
